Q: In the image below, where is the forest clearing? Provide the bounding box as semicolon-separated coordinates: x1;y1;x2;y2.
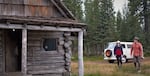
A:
71;56;150;76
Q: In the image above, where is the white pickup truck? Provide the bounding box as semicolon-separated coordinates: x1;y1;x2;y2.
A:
104;42;133;63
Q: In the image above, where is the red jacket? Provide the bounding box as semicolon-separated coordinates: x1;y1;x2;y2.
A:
114;45;123;56
131;42;143;57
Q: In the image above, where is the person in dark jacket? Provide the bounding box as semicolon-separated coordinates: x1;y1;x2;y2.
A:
114;40;123;68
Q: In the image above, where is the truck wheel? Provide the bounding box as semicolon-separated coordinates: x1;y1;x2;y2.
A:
122;58;126;63
108;60;114;63
126;59;128;63
122;56;128;63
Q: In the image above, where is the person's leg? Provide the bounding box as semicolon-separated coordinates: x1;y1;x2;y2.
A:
133;56;137;69
116;56;119;67
120;56;122;65
137;56;141;71
119;56;122;68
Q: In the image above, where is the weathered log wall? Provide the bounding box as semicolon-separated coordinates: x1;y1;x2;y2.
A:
27;30;72;76
0;30;4;75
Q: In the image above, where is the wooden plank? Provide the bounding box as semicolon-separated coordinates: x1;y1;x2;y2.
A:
24;5;31;16
28;40;41;44
0;17;86;26
27;43;41;47
22;29;27;75
27;46;41;52
58;46;65;54
0;4;4;15
11;0;23;4
38;6;53;17
52;6;63;18
28;56;64;60
0;23;23;29
25;5;52;17
0;0;3;3
27;59;65;65
0;36;2;41
2;0;23;4
28;68;65;74
0;30;3;73
0;24;82;32
0;30;4;74
28;34;61;38
28;31;63;36
28;37;41;41
29;30;60;34
11;4;24;16
27;62;65;67
0;4;2;15
27;53;62;58
27;64;65;71
32;73;62;76
24;0;50;6
51;0;68;18
3;0;12;4
28;56;65;59
27;25;82;32
78;31;84;76
27;58;65;63
33;51;58;55
3;4;12;15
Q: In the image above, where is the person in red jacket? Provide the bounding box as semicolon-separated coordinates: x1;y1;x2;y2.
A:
131;37;144;72
114;40;123;68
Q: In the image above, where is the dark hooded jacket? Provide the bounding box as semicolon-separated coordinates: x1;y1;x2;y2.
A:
114;45;123;56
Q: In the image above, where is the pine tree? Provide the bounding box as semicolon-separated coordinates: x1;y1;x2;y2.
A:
143;0;150;51
116;11;123;39
63;0;83;21
84;0;116;55
119;0;143;41
84;0;101;55
97;0;116;43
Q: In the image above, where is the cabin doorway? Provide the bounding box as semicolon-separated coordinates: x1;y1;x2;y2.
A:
5;29;22;72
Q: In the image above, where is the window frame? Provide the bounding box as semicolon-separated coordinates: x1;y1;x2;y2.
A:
121;44;126;48
41;38;58;51
127;44;132;48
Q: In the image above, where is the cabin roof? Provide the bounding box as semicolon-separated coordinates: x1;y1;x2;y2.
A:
53;0;75;19
0;15;86;28
0;0;86;27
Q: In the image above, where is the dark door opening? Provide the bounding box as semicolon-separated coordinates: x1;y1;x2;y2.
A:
5;29;22;72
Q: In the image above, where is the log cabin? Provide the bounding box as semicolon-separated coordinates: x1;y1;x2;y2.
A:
0;0;85;76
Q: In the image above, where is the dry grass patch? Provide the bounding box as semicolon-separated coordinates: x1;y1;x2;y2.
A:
71;57;150;76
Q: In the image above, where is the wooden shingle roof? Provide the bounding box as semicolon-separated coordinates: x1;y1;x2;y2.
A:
0;0;86;27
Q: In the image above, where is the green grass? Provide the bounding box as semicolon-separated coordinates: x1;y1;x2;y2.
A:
84;56;103;61
71;56;150;76
71;55;103;61
72;73;102;76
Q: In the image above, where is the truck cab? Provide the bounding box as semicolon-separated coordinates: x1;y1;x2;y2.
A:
104;42;133;63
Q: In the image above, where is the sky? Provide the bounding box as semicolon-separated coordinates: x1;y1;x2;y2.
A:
81;0;128;16
82;0;128;12
113;0;128;13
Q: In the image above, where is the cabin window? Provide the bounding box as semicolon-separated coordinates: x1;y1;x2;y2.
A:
43;38;57;51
